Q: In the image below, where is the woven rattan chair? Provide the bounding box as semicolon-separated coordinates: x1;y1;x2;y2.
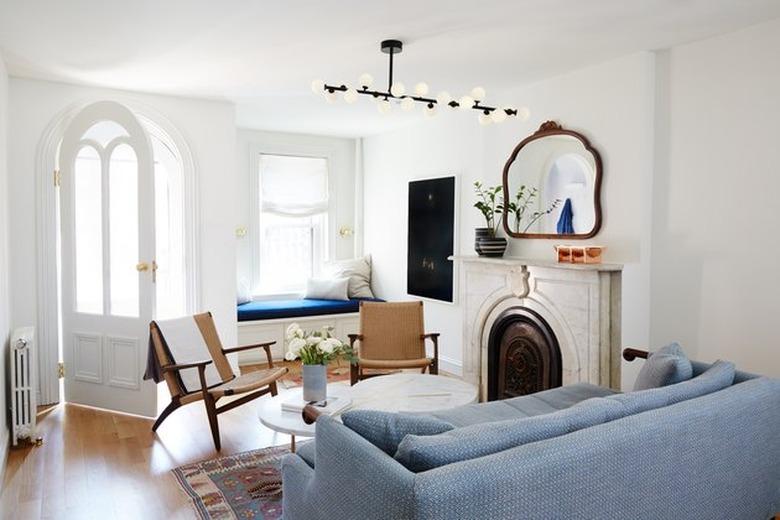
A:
149;312;287;450
349;301;439;385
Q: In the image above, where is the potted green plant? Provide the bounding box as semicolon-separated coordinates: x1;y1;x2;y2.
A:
473;181;507;257
285;323;355;402
505;185;562;233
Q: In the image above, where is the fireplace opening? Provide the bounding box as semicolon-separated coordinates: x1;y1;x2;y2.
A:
487;307;562;401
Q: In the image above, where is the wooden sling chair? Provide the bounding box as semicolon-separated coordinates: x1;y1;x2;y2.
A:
349;301;439;385
149;312;287;450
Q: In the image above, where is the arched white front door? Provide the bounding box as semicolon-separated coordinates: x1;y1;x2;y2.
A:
58;101;157;416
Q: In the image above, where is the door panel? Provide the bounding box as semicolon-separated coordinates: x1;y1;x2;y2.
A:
59;101;157;417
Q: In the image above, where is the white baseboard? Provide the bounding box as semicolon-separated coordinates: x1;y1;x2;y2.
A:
439;355;463;377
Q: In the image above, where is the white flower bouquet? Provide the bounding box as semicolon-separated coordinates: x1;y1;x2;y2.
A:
284;323;354;365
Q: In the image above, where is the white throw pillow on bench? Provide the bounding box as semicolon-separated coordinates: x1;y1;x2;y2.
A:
305;277;350;301
323;255;375;298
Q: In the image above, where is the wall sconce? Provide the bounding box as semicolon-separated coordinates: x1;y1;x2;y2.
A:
235;226;247;238
338;226;354;238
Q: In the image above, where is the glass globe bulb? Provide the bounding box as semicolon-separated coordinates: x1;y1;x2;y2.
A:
423;105;438;118
517;106;530;121
400;97;415;112
358;73;374;88
311;79;325;94
490;109;507;123
377;99;392;115
325;91;338;104
470;86;486;100
343;88;358;104
436;91;452;106
390;82;406;97
414;82;430;96
478;113;493;126
458;95;475;111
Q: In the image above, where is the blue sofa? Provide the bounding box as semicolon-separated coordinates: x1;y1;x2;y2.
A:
281;359;780;519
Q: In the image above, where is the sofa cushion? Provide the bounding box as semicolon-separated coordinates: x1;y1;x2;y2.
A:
395;397;624;472
429;382;619;427
341;410;454;455
296;440;316;468
633;342;693;390
610;359;735;416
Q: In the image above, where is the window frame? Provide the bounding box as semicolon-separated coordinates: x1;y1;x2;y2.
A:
249;143;338;298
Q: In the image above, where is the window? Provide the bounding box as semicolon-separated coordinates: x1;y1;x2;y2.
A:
256;154;329;295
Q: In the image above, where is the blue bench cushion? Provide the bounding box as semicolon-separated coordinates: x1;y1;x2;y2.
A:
237;297;384;321
429;382;619;427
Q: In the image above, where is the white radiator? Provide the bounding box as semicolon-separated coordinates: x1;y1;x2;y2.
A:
10;327;37;446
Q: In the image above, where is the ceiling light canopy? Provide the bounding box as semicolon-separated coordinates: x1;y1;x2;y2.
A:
312;39;529;124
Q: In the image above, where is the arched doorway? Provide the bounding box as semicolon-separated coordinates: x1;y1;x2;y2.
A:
38;100;198;416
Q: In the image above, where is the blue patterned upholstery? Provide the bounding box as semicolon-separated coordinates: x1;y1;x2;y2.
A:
341;410;454;455
610;359;734;415
429;382;618;427
282;363;780;520
395;397;623;472
633;342;693;390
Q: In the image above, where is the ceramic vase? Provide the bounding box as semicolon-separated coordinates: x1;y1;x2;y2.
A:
302;364;327;402
474;227;492;255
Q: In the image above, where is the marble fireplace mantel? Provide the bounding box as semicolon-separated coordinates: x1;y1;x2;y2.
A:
451;255;623;400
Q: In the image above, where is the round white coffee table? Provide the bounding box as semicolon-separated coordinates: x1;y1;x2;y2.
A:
257;373;477;451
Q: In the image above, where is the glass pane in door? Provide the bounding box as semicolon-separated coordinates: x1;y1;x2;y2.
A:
152;135;186;319
74;145;103;314
109;143;139;317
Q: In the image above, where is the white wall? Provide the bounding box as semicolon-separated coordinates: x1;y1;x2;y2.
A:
235;129;358;290
363;53;657;385
0;51;11;465
649;19;780;376
7;78;238;384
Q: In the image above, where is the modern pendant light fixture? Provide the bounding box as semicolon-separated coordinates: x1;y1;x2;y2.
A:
311;39;529;125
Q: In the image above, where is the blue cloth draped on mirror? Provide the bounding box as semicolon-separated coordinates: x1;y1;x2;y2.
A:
556;198;574;234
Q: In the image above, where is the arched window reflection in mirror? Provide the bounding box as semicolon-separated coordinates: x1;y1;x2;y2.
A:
502;121;602;239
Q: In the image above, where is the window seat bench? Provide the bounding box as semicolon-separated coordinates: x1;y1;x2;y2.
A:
236;297;384;365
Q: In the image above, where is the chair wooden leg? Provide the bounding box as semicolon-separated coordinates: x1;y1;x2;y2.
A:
350;363;359;386
203;393;221;451
430;359;438;375
152;400;180;432
269;381;278;397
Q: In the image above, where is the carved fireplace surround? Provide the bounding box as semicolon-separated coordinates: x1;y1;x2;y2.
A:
453;256;623;401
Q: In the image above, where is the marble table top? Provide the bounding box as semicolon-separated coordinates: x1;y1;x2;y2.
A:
258;373;478;438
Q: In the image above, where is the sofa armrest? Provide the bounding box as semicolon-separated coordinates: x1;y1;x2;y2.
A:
282;416;415;520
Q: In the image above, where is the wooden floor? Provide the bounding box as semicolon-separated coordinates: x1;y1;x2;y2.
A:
0;390;294;519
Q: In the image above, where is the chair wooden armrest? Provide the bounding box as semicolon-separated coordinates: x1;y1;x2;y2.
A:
421;333;440;374
223;341;276;367
161;359;213;373
622;347;650;362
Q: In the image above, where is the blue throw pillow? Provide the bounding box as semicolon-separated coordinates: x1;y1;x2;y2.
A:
633;342;693;391
341;410;454;455
394;397;624;472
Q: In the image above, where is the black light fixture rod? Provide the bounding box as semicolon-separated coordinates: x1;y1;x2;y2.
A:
322;82;516;115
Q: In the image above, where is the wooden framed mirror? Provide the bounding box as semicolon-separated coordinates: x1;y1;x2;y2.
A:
502;121;602;239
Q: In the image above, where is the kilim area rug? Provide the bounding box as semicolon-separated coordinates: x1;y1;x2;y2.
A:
172;445;290;519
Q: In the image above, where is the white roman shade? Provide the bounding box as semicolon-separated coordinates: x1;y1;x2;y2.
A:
260;154;329;216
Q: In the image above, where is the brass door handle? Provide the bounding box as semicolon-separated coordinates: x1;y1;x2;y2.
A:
136;262;149;272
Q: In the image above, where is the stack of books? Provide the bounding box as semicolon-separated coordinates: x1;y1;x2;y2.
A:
281;394;352;416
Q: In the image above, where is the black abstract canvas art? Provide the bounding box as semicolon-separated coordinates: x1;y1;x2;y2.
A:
407;176;455;303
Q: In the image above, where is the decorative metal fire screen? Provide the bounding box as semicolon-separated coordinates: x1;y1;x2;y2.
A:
487;307;562;400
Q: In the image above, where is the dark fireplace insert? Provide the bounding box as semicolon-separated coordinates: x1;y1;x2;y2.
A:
487;307;562;401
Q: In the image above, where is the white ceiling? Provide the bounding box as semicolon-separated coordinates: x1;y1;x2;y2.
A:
1;0;779;137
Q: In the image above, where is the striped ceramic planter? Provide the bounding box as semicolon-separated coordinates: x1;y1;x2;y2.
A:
474;228;492;255
475;228;507;257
